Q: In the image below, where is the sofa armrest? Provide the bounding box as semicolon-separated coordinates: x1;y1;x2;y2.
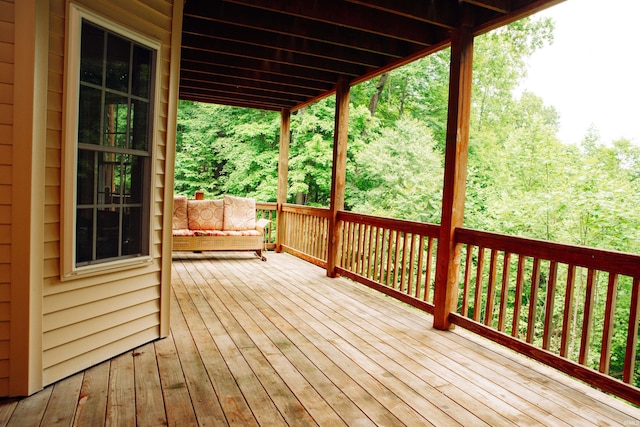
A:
256;218;271;233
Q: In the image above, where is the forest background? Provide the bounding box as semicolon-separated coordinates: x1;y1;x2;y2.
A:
174;16;640;382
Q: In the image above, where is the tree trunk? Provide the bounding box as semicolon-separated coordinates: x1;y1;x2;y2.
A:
368;73;388;116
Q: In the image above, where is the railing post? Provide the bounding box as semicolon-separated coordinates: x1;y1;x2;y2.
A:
327;78;350;277
433;14;473;330
276;109;291;253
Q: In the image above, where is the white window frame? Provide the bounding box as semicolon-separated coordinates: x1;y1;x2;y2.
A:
61;4;160;279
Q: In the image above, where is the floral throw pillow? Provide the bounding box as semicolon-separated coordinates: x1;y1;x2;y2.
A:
173;196;188;230
223;195;256;231
187;199;224;230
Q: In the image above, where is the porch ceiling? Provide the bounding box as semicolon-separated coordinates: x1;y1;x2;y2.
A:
179;0;562;111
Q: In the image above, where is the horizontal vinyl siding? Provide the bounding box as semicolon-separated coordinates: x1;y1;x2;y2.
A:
42;0;174;386
0;0;13;398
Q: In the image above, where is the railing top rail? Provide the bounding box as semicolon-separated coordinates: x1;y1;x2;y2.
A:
457;227;640;277
282;203;331;216
256;201;277;209
338;210;440;238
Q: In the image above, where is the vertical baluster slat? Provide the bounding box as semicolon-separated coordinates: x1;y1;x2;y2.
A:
512;255;526;338
423;237;435;302
526;258;541;344
372;227;381;282
407;234;417;296
623;277;640;383
579;269;597;365
399;232;409;293
497;252;511;332
599;273;618;374
542;261;558;350
391;231;401;289
378;228;388;284
461;244;473;316
560;265;576;357
472;247;486;322
365;224;375;278
484;249;499;326
415;236;425;299
385;230;394;286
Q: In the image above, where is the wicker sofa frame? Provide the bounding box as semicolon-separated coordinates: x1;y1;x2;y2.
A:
172;195;269;261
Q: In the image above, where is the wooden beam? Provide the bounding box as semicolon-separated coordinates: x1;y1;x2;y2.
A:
276;110;291;253
326;78;350;278
432;12;474;331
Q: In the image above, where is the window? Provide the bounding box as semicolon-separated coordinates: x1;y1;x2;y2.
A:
64;7;158;276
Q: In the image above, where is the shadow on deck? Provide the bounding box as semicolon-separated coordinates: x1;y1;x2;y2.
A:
1;251;639;426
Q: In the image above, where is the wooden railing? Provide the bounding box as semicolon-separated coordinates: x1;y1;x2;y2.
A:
279;204;330;267
453;228;640;405
271;205;640;404
256;202;277;249
335;211;440;314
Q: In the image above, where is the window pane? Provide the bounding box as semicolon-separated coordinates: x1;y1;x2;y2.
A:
104;92;129;149
77;150;95;205
127;155;145;204
131;99;149;151
98;152;118;205
106;33;130;92
132;45;151;98
78;85;102;145
122;207;142;256
80;22;103;85
76;208;94;263
96;208;120;260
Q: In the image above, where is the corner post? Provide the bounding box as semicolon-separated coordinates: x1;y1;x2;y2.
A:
276;109;291;253
326;78;350;278
433;14;474;330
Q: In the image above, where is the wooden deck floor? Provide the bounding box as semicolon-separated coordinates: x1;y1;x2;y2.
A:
2;251;640;426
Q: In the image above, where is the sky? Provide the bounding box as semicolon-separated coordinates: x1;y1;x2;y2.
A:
519;0;640;145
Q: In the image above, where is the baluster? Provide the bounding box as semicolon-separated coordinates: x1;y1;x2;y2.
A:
484;249;498;326
526;258;541;344
372;227;381;282
497;252;511;332
385;230;394;286
472;247;485;322
365;224;374;278
579;269;597;365
461;244;473;316
399;232;409;293
415;236;425;299
393;231;402;289
542;261;558;350
511;255;526;338
560;265;576;357
599;273;618;374
624;277;640;383
423;237;434;302
407;234;417;296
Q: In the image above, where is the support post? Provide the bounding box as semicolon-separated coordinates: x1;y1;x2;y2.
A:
326;78;350;277
276;109;291;253
433;16;474;330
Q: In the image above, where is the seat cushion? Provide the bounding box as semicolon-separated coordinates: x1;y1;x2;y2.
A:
223;195;256;231
172;228;195;236
173;196;188;230
187;199;224;230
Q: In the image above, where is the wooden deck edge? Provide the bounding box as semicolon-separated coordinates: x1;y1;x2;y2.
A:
449;313;640;407
336;267;435;315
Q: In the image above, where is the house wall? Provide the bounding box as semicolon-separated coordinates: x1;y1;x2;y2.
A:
0;0;14;398
39;0;179;387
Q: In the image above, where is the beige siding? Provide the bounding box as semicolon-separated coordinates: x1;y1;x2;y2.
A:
41;0;175;386
0;0;13;398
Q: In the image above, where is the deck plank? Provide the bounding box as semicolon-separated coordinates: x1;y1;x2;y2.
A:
133;342;167;426
74;362;109;427
41;372;82;426
106;352;135;427
1;251;640;426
